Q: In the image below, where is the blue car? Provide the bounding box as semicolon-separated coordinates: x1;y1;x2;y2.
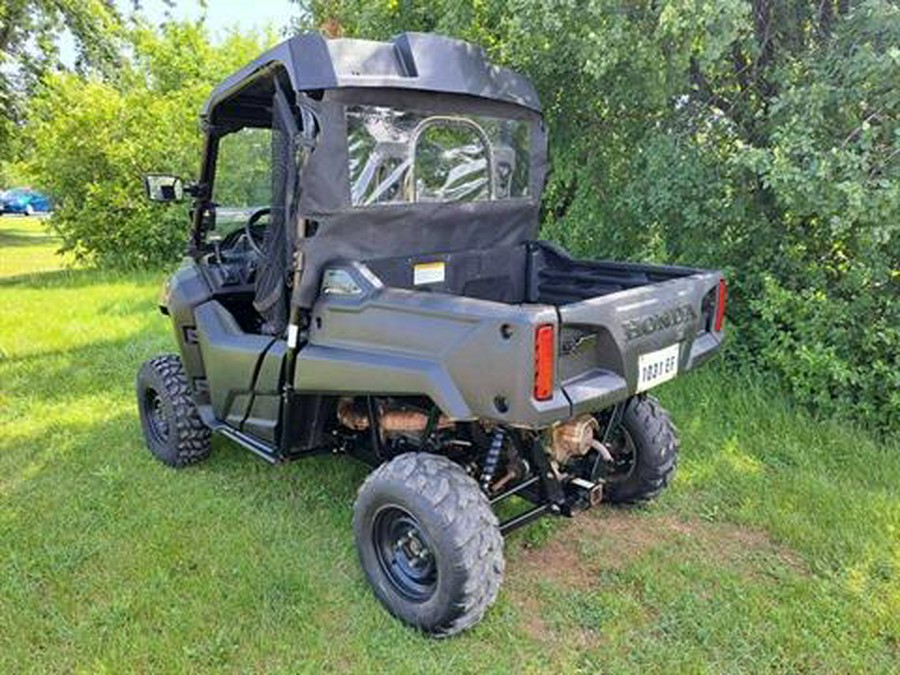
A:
0;188;52;215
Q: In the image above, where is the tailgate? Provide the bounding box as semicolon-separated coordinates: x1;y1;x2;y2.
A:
555;270;724;415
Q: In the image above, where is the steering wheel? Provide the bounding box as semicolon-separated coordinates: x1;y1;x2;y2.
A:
244;207;271;256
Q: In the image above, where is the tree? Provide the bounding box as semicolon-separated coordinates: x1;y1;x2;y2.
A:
24;20;270;267
300;0;899;432
0;1;124;158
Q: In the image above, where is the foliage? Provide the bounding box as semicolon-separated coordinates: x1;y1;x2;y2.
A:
739;6;900;430
23;22;269;267
214;127;274;209
304;0;900;433
0;0;123;158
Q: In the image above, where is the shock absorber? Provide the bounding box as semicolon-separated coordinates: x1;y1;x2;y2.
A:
481;427;506;491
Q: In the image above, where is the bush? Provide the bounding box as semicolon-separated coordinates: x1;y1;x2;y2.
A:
306;0;899;433
24;22;269;267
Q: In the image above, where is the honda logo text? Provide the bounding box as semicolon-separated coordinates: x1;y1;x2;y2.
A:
623;304;697;341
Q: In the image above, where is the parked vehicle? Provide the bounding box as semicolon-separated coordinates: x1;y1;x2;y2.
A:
0;188;52;215
137;32;726;636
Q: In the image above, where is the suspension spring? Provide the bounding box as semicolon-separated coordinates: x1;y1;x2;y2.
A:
481;427;506;491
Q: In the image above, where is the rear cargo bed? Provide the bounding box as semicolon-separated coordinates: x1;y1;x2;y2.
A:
526;242;702;306
363;240;723;418
365;240;703;308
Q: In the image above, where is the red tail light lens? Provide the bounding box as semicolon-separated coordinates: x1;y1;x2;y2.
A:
714;278;727;332
534;324;555;401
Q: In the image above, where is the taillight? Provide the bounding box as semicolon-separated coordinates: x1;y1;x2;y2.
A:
534;324;555;401
714;278;727;332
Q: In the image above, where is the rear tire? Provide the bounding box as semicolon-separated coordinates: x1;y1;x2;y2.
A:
136;354;211;467
602;395;679;505
353;452;504;637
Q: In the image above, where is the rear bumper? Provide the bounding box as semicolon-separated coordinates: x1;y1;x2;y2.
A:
686;330;724;370
564;330;722;417
555;270;725;412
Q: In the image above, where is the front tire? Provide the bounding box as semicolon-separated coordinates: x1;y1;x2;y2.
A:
136;354;211;467
353;453;504;637
602;395;679;504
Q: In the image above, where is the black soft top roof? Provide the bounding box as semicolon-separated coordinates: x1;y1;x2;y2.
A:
201;32;547;311
201;32;542;120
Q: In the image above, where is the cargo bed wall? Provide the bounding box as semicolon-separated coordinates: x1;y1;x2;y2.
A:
364;241;701;308
365;245;529;303
525;242;700;305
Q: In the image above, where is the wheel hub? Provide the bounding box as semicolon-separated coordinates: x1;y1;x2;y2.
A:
605;427;637;482
144;389;169;444
373;506;437;602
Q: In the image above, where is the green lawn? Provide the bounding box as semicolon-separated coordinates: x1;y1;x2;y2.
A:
1;216;898;673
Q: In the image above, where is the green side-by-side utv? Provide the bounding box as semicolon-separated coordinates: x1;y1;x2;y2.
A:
137;32;727;636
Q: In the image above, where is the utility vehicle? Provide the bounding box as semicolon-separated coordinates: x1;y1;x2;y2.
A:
137;32;726;636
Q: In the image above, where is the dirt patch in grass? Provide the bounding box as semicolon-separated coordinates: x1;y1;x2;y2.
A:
507;507;808;643
513;508;806;586
515;590;552;643
514;524;598;589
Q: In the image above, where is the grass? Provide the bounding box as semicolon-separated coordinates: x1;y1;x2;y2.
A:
1;215;898;673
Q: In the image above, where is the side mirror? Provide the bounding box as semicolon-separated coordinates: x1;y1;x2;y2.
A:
144;174;185;203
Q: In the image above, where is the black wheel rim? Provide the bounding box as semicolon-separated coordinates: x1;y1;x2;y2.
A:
372;505;438;602
605;427;638;483
143;388;170;445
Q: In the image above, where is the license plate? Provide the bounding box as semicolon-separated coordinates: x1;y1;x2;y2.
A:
636;343;680;392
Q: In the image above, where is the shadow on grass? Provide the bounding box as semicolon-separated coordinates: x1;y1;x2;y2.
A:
1;402;368;532
204;432;370;501
0;326;169;404
0;266;166;290
0;267;99;289
0;227;54;248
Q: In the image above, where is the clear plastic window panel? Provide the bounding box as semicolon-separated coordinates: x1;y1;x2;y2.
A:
213;126;273;236
347;105;530;206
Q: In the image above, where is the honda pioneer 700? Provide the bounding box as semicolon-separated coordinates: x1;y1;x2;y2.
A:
137;32;726;636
